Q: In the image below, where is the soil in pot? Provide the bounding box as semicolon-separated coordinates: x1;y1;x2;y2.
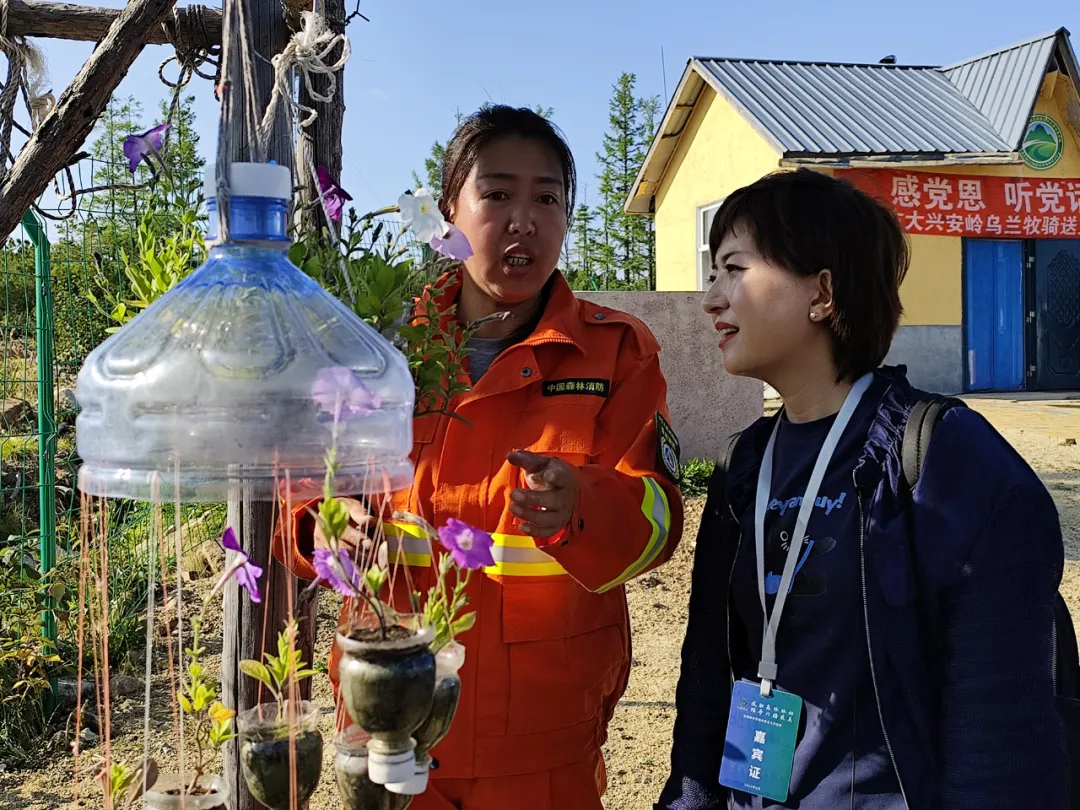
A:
238;702;323;809
347;625;414;643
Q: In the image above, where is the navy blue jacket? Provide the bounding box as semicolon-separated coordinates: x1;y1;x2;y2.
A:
657;366;1068;810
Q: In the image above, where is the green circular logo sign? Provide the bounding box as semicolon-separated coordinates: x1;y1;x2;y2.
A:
1021;114;1064;170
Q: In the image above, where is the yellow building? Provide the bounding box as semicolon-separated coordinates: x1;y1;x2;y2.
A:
628;28;1080;393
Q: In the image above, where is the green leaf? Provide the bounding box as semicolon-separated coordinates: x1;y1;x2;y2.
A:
302;256;324;278
266;655;289;691
372;258;397;300
318;497;351;541
194;682;216;712
439;552;454;576
178;694;192;713
450;611;477;635
239;660;273;690
364;566;389;596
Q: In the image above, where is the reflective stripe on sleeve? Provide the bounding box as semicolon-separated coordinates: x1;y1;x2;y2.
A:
595;476;671;593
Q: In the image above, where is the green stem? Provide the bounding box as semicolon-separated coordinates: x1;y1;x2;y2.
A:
186;715;208;794
323;417;388;639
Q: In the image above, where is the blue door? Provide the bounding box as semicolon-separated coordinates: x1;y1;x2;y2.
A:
963;240;1025;392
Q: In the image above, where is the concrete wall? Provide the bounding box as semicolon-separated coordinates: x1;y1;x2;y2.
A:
577;291;763;461
885;325;963;394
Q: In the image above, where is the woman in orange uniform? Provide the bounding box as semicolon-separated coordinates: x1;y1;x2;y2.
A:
276;105;684;810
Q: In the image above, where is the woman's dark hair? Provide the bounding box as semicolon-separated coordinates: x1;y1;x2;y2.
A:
709;168;909;382
439;104;577;221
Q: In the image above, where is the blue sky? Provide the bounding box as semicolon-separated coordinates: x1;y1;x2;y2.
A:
28;0;1080;217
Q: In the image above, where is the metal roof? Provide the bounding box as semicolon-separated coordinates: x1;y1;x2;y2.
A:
626;27;1078;215
695;58;1011;155
942;29;1070;148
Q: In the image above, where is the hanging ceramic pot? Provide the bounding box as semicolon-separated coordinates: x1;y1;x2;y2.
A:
385;641;465;796
237;700;323;809
334;726;414;810
335;611;436;785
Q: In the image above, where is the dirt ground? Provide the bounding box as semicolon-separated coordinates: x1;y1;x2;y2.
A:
1;399;1077;810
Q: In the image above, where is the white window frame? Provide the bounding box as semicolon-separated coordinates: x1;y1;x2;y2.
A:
696;199;724;291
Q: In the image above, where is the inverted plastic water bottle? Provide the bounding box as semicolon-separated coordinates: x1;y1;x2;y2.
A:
75;162;415;503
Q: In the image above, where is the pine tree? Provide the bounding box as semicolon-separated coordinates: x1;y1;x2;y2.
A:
596;74;637;288
565;183;602;290
590;74;661;290
84;96;148;221
634;94;660;290
77;93;205;335
157;93;204;202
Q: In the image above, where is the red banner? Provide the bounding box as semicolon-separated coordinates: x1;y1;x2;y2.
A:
839;168;1080;239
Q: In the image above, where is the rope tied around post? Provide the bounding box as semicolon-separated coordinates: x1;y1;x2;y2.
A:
159;4;221;87
257;9;349;151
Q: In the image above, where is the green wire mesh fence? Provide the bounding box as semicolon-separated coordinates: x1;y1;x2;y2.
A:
0;154;427;760
1;157;227;689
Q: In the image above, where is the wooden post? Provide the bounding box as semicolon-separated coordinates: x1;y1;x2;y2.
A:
216;4;317;810
295;0;346;235
0;0;178;247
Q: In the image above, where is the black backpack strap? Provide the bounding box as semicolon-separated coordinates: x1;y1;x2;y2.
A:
704;431;741;504
721;430;741;476
901;395;966;496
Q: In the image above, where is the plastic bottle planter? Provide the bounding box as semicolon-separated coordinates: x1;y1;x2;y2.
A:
74;162;415;504
335;613;436;785
334;726;414;810
385;641;465;796
142;774;229;810
237;701;323;809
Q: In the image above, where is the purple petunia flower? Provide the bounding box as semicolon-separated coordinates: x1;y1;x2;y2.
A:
221;526;264;604
429;224;473;261
312;548;362;597
311;366;382;424
122;124;169;174
316;165;353;224
436;518;495;571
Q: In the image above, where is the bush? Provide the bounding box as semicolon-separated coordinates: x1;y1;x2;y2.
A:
0;538;68;766
680;458;716;499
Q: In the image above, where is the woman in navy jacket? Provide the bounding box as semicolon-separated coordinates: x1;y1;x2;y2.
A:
658;168;1068;810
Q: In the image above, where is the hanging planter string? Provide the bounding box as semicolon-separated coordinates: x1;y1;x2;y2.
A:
158;3;222;153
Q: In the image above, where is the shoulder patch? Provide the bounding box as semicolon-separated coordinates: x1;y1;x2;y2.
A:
542;378;610;398
655;411;681;483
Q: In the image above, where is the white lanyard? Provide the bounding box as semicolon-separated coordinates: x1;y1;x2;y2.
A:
754;373;873;697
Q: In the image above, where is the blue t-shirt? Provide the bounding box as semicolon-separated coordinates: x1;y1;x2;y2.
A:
730;389;905;809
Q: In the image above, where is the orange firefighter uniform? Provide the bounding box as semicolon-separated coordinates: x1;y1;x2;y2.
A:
274;269;684;806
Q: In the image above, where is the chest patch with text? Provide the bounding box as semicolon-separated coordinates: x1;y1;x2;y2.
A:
542;378;610;398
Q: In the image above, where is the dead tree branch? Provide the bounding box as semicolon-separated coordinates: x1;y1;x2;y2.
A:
5;0;220;45
0;0;179;245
